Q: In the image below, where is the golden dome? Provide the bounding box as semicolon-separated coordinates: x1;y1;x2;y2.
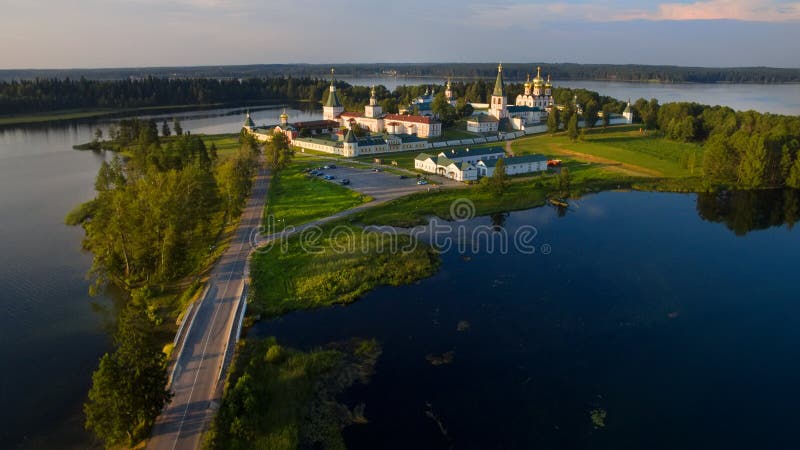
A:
533;66;544;86
524;73;531;88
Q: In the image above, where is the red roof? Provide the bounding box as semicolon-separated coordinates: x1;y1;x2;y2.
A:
384;114;437;125
340;111;363;118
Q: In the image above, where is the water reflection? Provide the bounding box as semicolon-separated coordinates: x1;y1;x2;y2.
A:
696;189;800;235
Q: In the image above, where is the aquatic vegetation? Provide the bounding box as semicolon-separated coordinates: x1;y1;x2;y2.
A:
425;351;455;366
590;408;607;429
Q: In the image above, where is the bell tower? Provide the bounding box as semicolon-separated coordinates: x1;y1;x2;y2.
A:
489;63;508;120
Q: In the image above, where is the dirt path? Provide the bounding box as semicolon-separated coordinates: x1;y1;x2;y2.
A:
548;146;663;177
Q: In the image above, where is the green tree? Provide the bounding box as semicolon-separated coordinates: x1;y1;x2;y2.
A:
737;134;768;188
173;118;183;136
431;92;457;126
567;113;579;142
484;157;508;195
84;306;172;448
601;104;612;130
547;108;560;134
787;155;800;189
265;131;292;170
702;134;738;182
634;98;659;130
583;100;599;130
161;120;171;137
455;98;474;119
558;167;571;194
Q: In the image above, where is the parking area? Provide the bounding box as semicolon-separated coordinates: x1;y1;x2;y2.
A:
303;163;461;203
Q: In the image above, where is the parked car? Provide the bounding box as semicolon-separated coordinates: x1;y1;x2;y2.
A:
327;164;336;169
417;180;428;185
372;168;382;172
316;172;325;177
399;175;408;179
339;178;350;185
302;168;312;173
324;175;335;180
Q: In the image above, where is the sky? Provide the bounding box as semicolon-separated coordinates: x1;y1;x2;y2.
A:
1;0;799;69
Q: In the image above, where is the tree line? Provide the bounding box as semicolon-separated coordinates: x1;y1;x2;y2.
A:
0;76;338;115
69;123;261;448
3;63;798;83
631;99;800;189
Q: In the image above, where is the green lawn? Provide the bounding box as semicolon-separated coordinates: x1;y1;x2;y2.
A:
264;158;369;228
508;127;702;178
250;223;438;318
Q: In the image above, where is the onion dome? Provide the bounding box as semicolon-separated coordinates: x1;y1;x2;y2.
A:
533;66;544;87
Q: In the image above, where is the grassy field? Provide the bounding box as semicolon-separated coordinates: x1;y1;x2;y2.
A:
205;337;381;450
346;164;634;227
507;127;703;178
265;158;369;228
250;223;438;318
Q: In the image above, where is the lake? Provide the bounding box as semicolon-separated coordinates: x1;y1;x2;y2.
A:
251;190;800;449
342;76;800;115
0;77;796;448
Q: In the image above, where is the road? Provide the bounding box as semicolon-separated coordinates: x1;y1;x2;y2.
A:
146;162;270;450
147;156;466;449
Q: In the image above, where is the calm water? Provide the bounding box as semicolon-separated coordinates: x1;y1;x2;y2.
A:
0;79;796;448
344;76;800;115
252;190;800;450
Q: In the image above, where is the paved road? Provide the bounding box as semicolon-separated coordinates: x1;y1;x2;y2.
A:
147;157;465;449
146;162;270;450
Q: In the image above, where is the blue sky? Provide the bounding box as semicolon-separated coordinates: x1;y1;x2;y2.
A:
1;0;799;69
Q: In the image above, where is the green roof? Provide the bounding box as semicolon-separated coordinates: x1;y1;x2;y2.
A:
324;88;342;108
344;128;357;143
440;146;505;160
492;64;505;97
479;154;547;167
415;152;434;161
244;113;255;128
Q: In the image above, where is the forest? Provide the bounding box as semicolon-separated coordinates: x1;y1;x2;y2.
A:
631;99;800;189
2;62;798;83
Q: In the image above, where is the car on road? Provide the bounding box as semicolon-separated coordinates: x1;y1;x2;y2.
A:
324;175;335;180
309;170;319;175
316;172;325;177
339;178;350;185
324;164;336;169
372;168;382;172
399;175;408;179
417;180;428;185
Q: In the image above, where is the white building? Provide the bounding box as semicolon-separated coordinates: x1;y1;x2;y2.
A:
322;68;344;121
476;154;549;177
382;114;442;138
515;67;554;110
623;98;634;124
414;153;478;182
466;114;499;133
489;64;509;120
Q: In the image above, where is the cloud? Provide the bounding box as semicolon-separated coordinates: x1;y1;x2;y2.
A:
619;0;800;22
468;0;800;27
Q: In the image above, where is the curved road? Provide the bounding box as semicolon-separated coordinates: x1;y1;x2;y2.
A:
146;163;270;450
